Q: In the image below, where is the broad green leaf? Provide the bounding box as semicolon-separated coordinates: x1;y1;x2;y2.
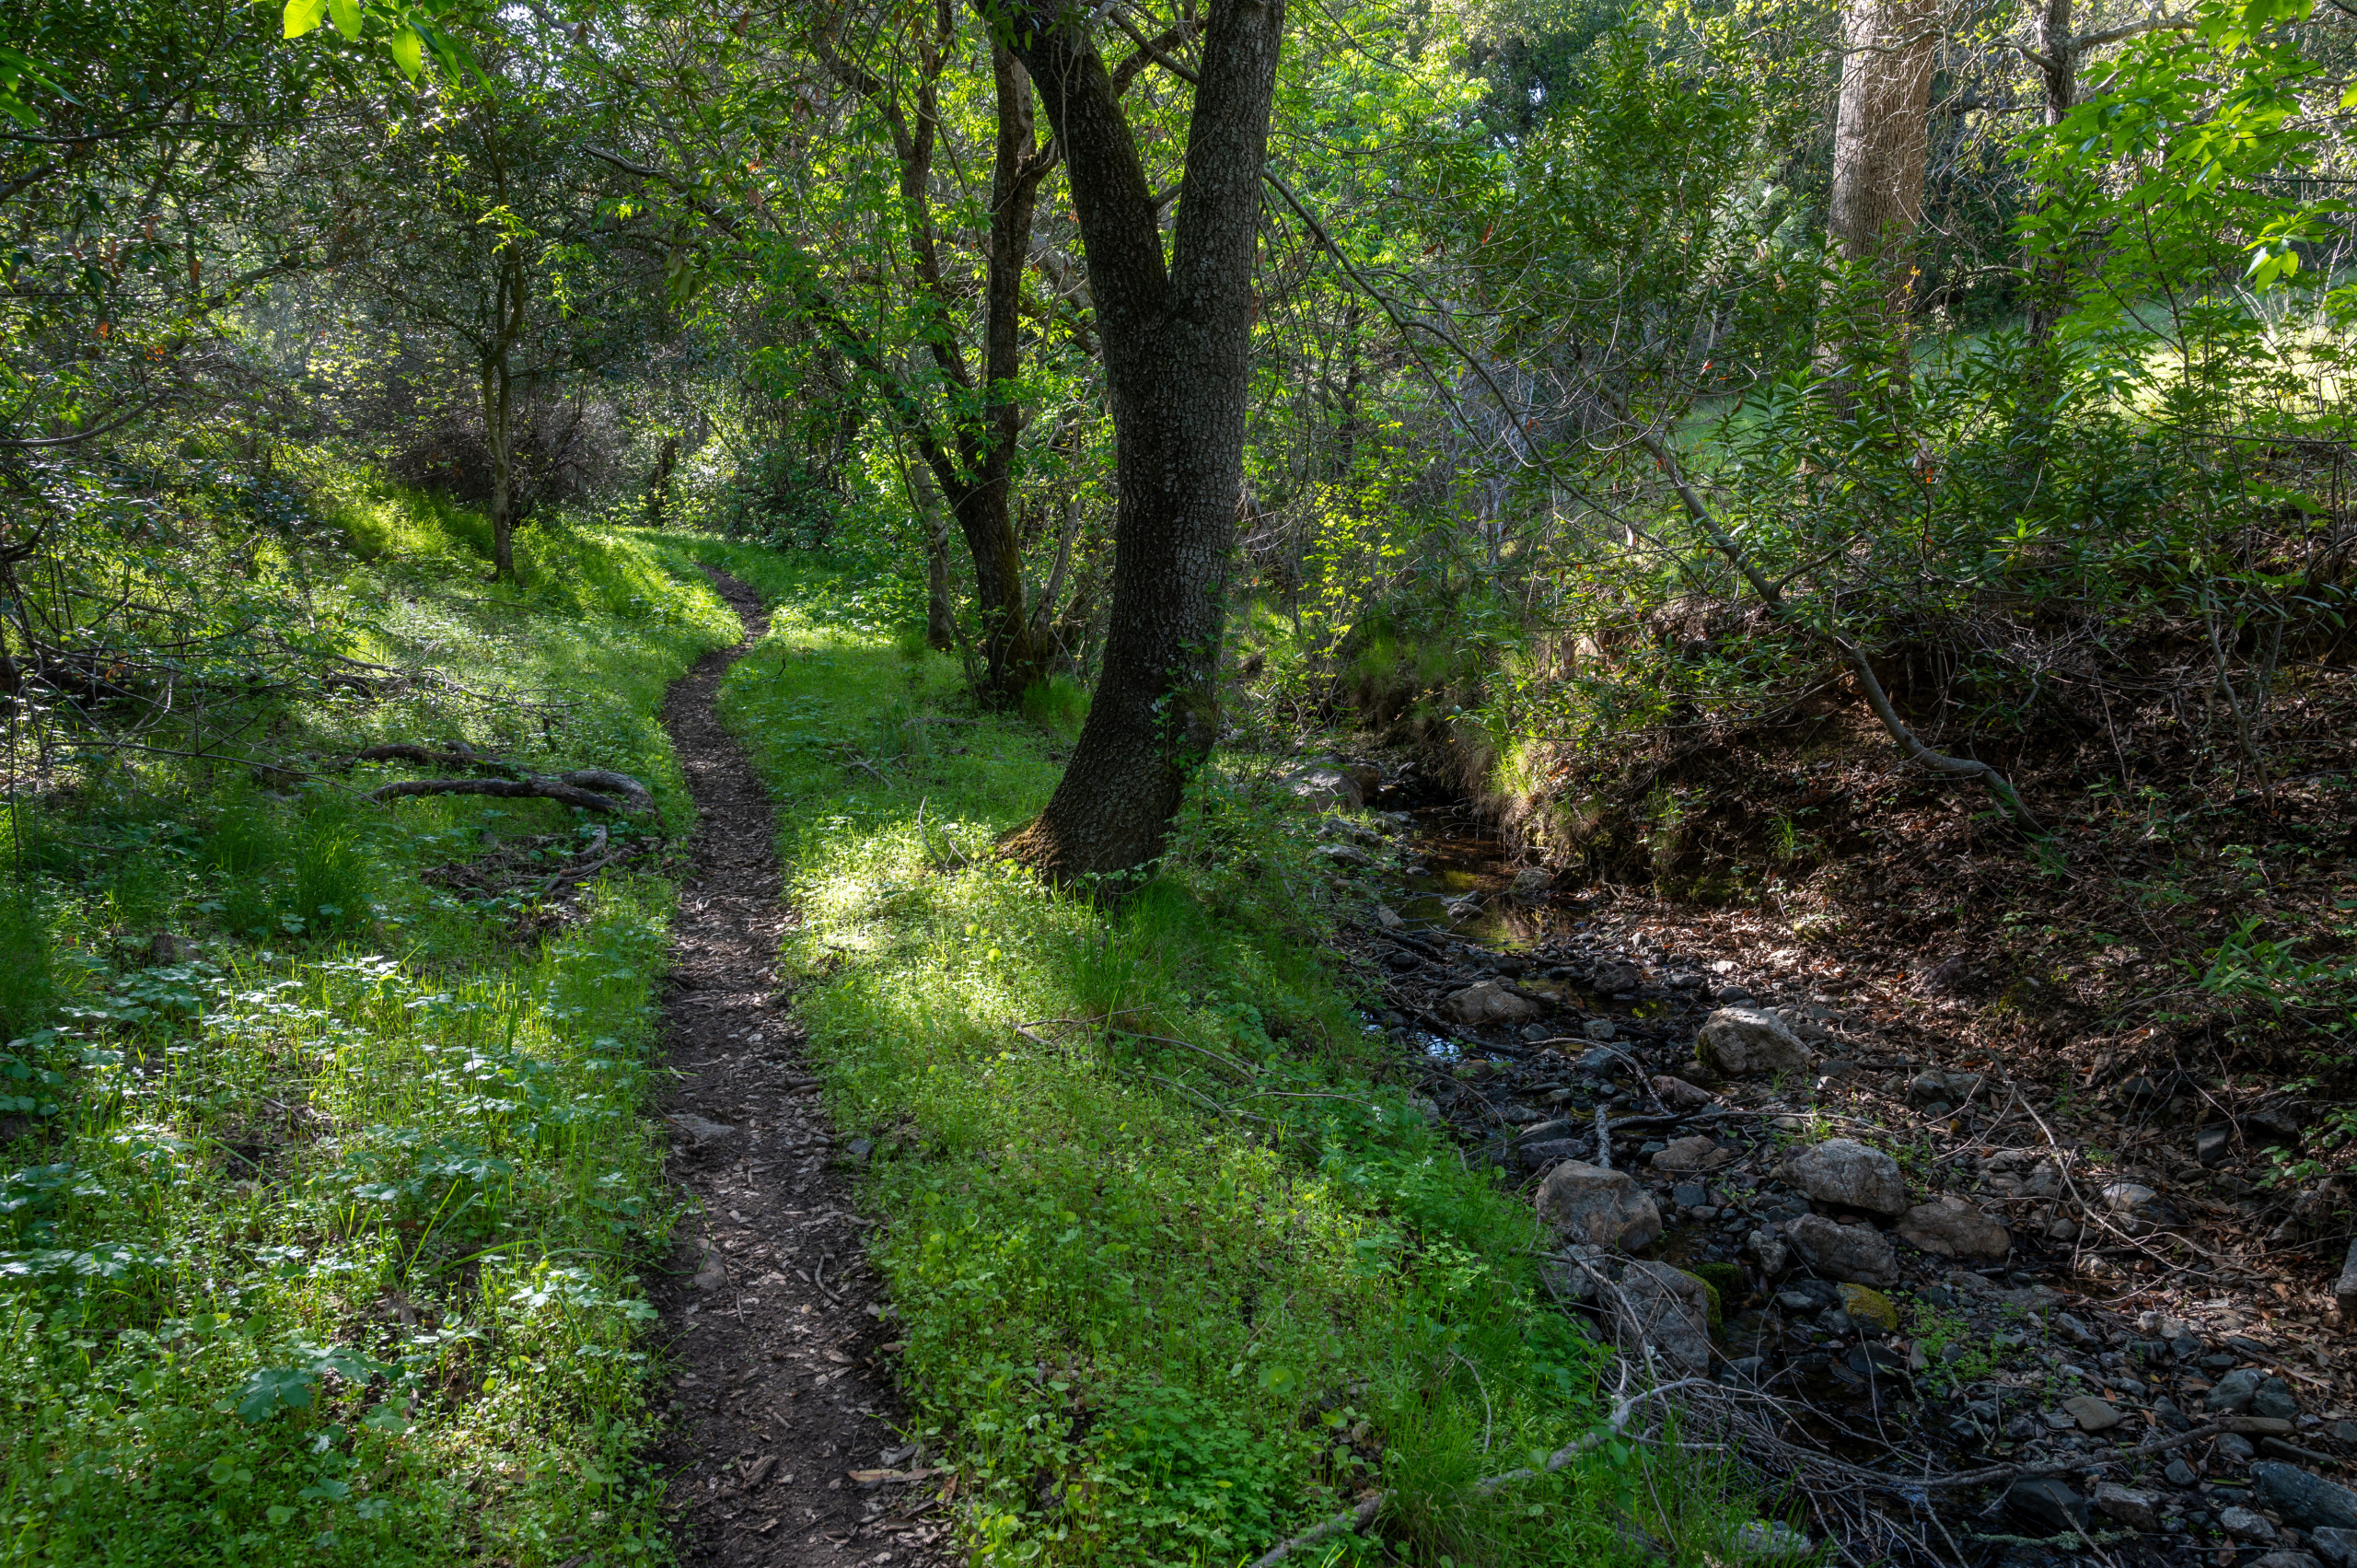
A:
330;0;362;41
389;25;423;78
282;0;330;39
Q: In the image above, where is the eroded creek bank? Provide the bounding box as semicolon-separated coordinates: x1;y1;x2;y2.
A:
1320;761;2357;1568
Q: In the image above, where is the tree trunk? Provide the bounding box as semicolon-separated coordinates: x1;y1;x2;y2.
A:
993;0;1284;883
1829;0;1937;293
484;356;516;580
484;250;526;581
816;25;1052;706
1820;0;1938;414
645;436;678;527
925;513;956;653
949;42;1051;703
2023;0;2077;352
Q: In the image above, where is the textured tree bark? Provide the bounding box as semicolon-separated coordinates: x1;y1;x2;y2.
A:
1820;0;1938;417
992;0;1285;883
1829;0;1938;295
2023;0;2077;354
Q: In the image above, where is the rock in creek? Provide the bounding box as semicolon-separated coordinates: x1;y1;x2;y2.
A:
1897;1198;2012;1260
2093;1483;2161;1531
1581;959;1641;994
1695;1005;1815;1076
1902;1069;1983;1114
1286;764;1364;811
2253;1461;2357;1530
1536;1161;1664;1251
1650;1135;1735;1174
2003;1478;2088;1534
2313;1527;2357;1568
1782;1138;1907;1216
1784;1213;1898;1288
1613;1260;1713;1372
1651;1074;1718;1110
1438;980;1541;1028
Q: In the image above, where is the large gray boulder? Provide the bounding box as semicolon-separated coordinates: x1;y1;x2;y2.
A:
1537;1161;1664;1251
1784;1138;1908;1216
1613;1261;1713;1371
2254;1462;2357;1530
1439;980;1541;1028
1784;1213;1899;1288
1898;1198;2011;1260
1285;764;1364;811
1696;1006;1815;1076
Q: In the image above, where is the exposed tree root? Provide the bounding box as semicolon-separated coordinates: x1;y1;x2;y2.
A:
357;743;654;814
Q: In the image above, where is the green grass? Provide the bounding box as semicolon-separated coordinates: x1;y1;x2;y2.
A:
645;533;1769;1568
0;476;737;1565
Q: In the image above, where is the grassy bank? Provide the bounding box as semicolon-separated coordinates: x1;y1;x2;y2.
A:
647;535;1756;1567
1;472;737;1565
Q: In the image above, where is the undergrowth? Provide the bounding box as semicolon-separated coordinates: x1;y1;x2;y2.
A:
0;469;736;1566
647;533;1772;1568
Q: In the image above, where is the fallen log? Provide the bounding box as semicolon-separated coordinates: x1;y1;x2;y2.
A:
357;744;655;815
367;776;651;814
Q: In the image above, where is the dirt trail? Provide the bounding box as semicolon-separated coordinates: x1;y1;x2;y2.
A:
649;569;948;1568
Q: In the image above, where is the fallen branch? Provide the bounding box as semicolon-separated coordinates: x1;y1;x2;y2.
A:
368;772;653;815
359;744;655;815
1631;427;2043;834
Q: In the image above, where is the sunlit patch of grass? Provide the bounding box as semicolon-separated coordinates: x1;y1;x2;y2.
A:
0;472;738;1565
642;532;1752;1567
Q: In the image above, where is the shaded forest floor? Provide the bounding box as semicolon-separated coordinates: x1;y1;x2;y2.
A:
1306;699;2357;1562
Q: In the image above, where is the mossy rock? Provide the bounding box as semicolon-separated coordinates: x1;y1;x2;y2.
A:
1678;1267;1730;1335
1837;1283;1898;1332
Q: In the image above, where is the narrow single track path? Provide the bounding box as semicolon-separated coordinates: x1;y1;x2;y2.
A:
650;569;947;1568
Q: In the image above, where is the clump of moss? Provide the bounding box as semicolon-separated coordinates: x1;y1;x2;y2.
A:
1686;1263;1742;1334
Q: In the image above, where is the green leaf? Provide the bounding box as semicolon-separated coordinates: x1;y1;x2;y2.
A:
329;0;362;41
283;0;330;38
236;1365;319;1422
389;25;423;78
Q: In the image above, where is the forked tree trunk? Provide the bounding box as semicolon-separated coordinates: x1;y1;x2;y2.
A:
993;0;1285;883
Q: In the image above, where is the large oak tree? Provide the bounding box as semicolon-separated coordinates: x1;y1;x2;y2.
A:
989;0;1286;882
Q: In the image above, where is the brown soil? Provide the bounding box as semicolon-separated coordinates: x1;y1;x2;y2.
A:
648;569;950;1568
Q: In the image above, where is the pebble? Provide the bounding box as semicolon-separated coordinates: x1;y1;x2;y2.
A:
2221;1504;2280;1542
2004;1477;2089;1533
2061;1395;2123;1433
2093;1482;2161;1531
